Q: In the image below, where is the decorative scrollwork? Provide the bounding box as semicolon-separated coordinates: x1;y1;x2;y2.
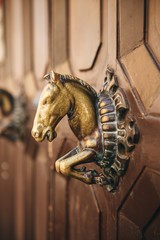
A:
97;68;139;191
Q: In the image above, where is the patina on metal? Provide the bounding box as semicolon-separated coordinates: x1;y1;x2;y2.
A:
32;68;139;191
0;89;28;141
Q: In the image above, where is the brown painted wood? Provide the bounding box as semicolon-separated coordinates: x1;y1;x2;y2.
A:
54;173;67;240
34;142;49;240
51;0;160;239
69;0;101;70
68;181;100;240
0;139;14;240
53;136;76;240
118;0;144;57
14;142;25;240
146;0;160;68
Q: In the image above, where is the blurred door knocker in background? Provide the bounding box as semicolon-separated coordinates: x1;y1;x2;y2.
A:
0;89;28;141
32;68;139;191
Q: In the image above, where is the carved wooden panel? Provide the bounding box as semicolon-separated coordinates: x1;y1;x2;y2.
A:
118;169;160;239
69;0;101;71
118;0;160;117
67;0;108;86
117;1;160;238
118;0;144;57
121;45;160;113
44;0;160;239
49;0;160;239
146;0;160;67
145;211;160;239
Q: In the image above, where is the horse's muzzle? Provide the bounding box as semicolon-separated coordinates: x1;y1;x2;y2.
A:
31;129;43;142
31;127;57;142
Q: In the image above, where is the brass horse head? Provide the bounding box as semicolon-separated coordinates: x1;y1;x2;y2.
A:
32;69;139;191
32;71;74;142
32;71;97;142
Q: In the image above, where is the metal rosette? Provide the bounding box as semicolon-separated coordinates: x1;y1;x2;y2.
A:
97;68;139;191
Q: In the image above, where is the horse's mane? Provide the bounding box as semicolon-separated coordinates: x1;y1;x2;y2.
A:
58;74;97;98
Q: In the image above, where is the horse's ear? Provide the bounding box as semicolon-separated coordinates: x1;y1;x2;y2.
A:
50;71;56;83
43;71;57;83
43;73;50;81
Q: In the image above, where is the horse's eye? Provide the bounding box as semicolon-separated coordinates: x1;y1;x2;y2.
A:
43;100;48;105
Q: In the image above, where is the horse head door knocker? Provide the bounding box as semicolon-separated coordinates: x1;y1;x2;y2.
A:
32;68;139;191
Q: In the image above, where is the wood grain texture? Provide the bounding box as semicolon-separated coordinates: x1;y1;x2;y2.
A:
68;0;108;88
32;0;49;81
118;169;160;239
146;0;160;67
68;181;100;240
23;0;33;74
118;0;144;57
69;0;101;70
34;143;49;240
14;142;25;240
54;173;67;240
52;0;160;239
0;139;14;240
51;0;67;68
121;44;160;114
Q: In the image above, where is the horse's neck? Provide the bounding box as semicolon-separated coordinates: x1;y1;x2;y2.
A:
65;82;97;140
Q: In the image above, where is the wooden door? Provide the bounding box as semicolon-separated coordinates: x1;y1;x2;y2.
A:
1;0;159;239
50;0;160;239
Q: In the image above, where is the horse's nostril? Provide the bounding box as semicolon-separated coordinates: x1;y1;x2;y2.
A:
46;130;50;141
32;130;39;137
34;132;38;137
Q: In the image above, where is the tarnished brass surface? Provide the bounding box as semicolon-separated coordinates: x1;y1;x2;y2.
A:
0;89;27;141
32;69;140;191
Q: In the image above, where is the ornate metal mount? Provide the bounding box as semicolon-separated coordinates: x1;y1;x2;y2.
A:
0;89;28;141
31;69;139;191
97;68;139;191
